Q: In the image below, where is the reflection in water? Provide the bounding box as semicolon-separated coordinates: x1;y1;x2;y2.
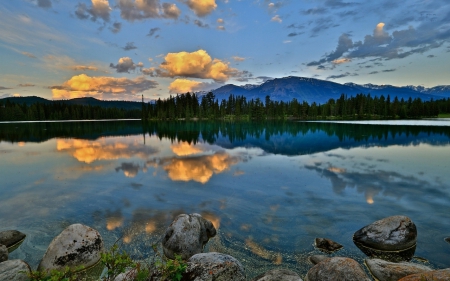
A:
171;142;203;156
115;162;142;178
56;139;157;164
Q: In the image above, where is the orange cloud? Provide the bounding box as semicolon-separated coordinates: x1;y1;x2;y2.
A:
171;142;203;156
168;79;203;93
332;58;351;64
150;49;237;82
51;74;157;100
186;0;217;17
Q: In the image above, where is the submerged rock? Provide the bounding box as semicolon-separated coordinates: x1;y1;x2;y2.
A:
398;268;450;281
252;268;303;281
314;238;343;253
305;257;371;281
308;255;330;265
38;224;104;273
0;259;31;281
162;213;216;260
353;216;417;261
0;244;8;263
184;252;245;281
445;237;450;244
365;258;432;281
0;230;26;251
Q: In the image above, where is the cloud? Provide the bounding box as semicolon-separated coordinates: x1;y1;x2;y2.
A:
217;25;225;31
368;71;379;75
217;18;224;24
18;83;35;87
332;58;351;64
147;27;160;37
194;19;209;28
271;15;282;23
382;69;396;72
301;7;327;15
307;33;353;66
143;49;239;82
168;79;204;93
75;0;112;22
171;142;203;156
110;22;122;33
51;74;158;99
268;1;283;12
288;32;303;37
185;0;217;17
43;55;106;73
324;0;357;8
115;162;141;177
117;0;181;21
0;86;12;91
110;57;143;73
37;0;52;8
122;42;137;50
22;52;37;58
327;72;350;79
232;56;245;62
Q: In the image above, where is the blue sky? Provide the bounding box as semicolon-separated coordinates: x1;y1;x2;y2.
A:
1;0;449;101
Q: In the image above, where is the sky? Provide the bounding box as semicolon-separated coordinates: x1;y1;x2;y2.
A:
0;0;449;101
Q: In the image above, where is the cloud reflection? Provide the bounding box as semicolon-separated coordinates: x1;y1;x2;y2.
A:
171;142;203;156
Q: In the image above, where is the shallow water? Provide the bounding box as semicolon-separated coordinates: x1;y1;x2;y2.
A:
1;120;449;278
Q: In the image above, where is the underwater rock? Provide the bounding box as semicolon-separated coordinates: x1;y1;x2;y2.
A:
184;252;245;281
314;238;343;253
365;258;432;281
353;216;417;261
0;259;31;281
162;213;216;260
445;237;450;244
252;268;303;281
308;255;330;265
0;244;8;263
0;230;26;252
398;268;450;281
38;224;104;273
305;257;371;281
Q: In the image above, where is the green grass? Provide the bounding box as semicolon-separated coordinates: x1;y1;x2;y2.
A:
438;113;450;118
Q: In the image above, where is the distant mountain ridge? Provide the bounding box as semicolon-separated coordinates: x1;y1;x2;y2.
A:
209;76;450;104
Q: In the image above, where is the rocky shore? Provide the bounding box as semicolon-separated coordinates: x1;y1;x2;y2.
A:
1;214;449;280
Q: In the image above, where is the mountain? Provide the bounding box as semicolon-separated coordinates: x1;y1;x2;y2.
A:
1;96;142;110
209;76;449;104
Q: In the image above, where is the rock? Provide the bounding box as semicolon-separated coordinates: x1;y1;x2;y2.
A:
314;238;343;253
38;224;104;273
398;268;450;281
353;216;417;251
0;230;26;251
0;244;8;263
114;268;138;281
353;216;417;261
365;258;432;281
252;268;303;281
308;255;330;265
445;237;450;244
184;252;245;281
162;213;216;260
305;257;371;281
0;259;31;281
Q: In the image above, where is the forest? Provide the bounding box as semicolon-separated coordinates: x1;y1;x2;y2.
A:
1;92;450;121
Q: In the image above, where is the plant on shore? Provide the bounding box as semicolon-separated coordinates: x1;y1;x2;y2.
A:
26;266;86;281
151;242;187;281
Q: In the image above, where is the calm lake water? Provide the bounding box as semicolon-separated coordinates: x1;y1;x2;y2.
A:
1;120;450;278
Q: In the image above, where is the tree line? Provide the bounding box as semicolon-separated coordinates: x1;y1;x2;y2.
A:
0;99;141;121
1;92;450;121
143;92;450;120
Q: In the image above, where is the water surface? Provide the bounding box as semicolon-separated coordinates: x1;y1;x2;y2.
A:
1;120;449;278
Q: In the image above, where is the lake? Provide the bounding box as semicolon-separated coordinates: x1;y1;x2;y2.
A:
1;120;450;278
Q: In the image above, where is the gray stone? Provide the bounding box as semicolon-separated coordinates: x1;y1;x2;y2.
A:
0;230;26;250
399;268;450;281
308;255;330;265
365;258;432;281
0;259;31;281
305;257;371;281
0;244;8;262
114;268;138;281
314;238;343;253
162;213;216;260
353;216;417;251
252;268;303;281
38;223;104;273
184;252;245;281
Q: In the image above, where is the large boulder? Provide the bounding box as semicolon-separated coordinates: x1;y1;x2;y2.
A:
308;255;330;265
0;244;8;262
0;259;31;281
398;268;450;281
252;268;303;281
184;252;245;281
38;224;104;273
314;238;343;253
353;216;417;261
162;213;216;260
0;230;26;251
305;257;371;281
365;258;432;281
